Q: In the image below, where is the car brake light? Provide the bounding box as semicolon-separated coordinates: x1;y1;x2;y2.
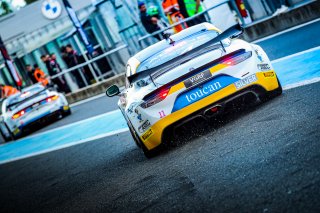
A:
47;95;59;103
12;110;25;119
141;88;170;108
222;51;252;66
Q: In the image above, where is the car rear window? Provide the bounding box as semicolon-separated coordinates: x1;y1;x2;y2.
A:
6;85;46;111
136;30;219;73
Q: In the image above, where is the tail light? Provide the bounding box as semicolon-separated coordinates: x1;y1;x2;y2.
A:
11;95;59;119
12;110;25;119
221;51;252;66
47;95;59;103
140;88;170;108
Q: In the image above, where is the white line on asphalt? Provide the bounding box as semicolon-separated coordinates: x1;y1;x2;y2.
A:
283;77;320;90
70;87;125;107
252;18;320;44
0;128;129;165
271;46;320;63
70;93;105;107
7;109;121;144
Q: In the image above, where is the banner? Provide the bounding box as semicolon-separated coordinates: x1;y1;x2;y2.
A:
62;0;94;55
0;36;22;87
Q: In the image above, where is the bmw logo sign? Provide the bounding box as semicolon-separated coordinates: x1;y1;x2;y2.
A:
41;0;62;20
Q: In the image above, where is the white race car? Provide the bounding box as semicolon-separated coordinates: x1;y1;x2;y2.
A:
0;84;71;141
106;23;282;157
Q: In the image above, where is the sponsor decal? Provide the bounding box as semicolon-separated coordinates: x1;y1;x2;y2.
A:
263;71;275;78
234;74;257;90
184;70;211;88
138;120;151;133
257;63;271;71
186;82;222;103
13;128;20;135
255;49;263;62
137;113;143;122
127;102;139;114
119;96;126;107
172;75;239;112
142;128;153;141
159;110;166;118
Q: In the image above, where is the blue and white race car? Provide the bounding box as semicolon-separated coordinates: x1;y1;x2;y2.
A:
107;23;282;157
0;84;71;141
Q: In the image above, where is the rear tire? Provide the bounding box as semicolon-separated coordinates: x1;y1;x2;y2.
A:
141;143;159;159
62;107;72;117
128;123;158;158
260;77;283;102
128;125;141;148
0;123;13;142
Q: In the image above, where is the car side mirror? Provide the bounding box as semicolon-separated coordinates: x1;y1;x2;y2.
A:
229;24;244;39
106;85;120;97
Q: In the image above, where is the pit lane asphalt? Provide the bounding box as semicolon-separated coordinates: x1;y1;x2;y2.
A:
0;81;319;213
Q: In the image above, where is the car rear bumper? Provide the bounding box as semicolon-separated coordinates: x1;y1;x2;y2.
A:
140;71;280;150
13;107;67;137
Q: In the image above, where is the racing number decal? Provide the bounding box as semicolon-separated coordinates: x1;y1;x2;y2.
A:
159;110;166;118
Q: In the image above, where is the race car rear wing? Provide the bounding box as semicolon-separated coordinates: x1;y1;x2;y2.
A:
128;24;244;84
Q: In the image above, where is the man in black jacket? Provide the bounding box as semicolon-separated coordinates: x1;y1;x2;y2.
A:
25;64;37;84
139;2;161;41
41;54;70;93
61;44;88;88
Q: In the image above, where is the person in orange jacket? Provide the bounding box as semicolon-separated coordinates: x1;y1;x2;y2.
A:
162;0;188;33
33;64;49;87
0;84;20;99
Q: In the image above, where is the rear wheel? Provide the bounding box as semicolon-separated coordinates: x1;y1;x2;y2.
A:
128;123;158;158
260;77;283;102
141;143;159;159
128;125;141;148
61;106;72;117
0;123;13;142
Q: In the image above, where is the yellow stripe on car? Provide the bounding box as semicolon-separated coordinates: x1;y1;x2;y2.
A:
141;71;280;150
209;64;228;74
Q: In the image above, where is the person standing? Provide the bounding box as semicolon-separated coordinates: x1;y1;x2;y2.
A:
33;64;49;87
41;54;70;93
62;44;87;88
25;64;37;84
162;0;188;33
138;2;161;41
0;84;19;99
178;0;206;26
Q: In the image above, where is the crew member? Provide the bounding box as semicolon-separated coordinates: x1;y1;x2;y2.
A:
179;0;206;26
33;64;49;87
0;84;20;98
162;0;188;33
